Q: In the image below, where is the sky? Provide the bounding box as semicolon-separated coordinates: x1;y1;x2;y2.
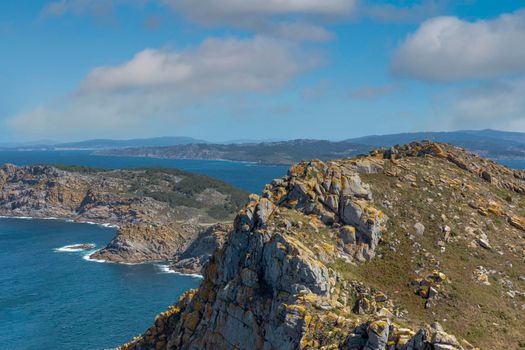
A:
1;0;525;143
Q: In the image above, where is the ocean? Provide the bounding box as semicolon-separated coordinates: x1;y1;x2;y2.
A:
0;151;289;350
0;218;201;350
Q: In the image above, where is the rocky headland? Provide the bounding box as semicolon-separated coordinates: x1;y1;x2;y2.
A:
120;141;525;350
0;164;247;270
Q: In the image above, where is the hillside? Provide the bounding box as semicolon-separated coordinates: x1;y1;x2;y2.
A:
0;164;247;266
121;141;525;350
96;130;525;165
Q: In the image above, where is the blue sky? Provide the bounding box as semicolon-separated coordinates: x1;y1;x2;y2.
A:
1;1;524;142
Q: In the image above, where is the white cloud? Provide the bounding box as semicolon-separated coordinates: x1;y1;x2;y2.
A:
392;10;525;81
447;79;525;129
159;0;356;42
41;0;446;41
82;37;309;93
161;0;356;21
7;37;316;140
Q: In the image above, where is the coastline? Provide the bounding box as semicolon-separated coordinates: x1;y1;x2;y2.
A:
91;152;289;166
83;250;204;278
0;214;120;229
0;215;203;278
155;264;203;279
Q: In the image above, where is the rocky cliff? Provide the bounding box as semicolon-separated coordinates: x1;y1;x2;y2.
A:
0;164;247;268
121;141;525;350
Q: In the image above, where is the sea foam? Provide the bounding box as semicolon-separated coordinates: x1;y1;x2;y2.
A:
155;264;203;279
54;243;96;253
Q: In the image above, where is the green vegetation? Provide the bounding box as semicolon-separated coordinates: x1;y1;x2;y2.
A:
45;164;109;173
48;165;249;219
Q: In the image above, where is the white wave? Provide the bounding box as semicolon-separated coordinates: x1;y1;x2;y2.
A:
82;221;119;229
81;250;141;265
155;264;203;278
0;215;118;228
82;249;108;263
213;158;257;165
55;243;96;252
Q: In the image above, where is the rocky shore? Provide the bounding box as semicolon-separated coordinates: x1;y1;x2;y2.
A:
0;164;247;272
121;141;525;350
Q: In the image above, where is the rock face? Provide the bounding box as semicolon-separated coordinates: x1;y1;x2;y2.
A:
90;223;200;263
121;141;525;350
0;165;247;264
169;223;231;274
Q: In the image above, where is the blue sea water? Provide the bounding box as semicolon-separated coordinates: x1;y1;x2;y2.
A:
0;218;201;350
497;159;525;170
0;150;289;194
0;151;289;350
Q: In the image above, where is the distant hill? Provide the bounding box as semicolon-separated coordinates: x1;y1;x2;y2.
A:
96;139;372;165
53;136;208;150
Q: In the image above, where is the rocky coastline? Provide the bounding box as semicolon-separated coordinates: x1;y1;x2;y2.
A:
0;164;247;274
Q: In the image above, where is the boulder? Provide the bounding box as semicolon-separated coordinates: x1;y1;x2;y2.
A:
364;320;389;350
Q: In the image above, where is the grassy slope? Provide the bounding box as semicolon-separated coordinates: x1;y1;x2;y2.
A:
337;157;525;349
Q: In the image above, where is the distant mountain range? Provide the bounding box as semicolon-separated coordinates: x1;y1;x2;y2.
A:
53;136;208;150
96;139;372;165
95;129;525;164
3;129;525;164
1;136;207;150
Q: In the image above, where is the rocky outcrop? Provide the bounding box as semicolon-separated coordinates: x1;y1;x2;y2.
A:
0;164;247;265
91;223;200;263
120;141;525;350
169;224;231;274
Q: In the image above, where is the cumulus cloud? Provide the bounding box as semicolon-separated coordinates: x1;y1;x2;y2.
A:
82;37;310;93
161;0;355;21
7;37;315;139
40;0;447;41
41;0;352;41
392;10;525;81
447;79;525;130
159;0;356;42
